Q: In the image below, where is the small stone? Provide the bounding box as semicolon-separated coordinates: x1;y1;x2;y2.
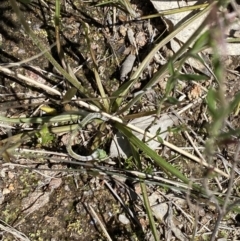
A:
118;214;130;225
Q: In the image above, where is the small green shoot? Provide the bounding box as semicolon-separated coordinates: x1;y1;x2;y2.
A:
36;124;55;146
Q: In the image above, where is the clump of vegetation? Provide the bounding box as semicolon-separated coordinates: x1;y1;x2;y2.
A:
0;0;240;240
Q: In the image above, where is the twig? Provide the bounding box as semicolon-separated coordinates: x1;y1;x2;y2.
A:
0;66;61;96
88;204;112;241
104;180;138;223
0;220;30;241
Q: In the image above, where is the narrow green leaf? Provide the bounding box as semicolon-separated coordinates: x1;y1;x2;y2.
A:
191;30;210;53
129;143;160;240
116;122;191;185
229;91;240;113
63;88;77;103
165;77;177;96
211;52;223;83
110;78;135;111
168;61;175;76
140;180;160;241
178;74;208;81
186;53;206;65
157;136;163;144
166;96;179;105
54;0;60;27
206;88;218;117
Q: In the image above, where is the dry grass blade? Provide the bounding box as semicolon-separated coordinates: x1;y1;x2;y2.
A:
81;21;110;110
210;143;240;240
139;3;209;20
0;66;61;96
104;180;138;224
0;221;30;241
88;204;112;241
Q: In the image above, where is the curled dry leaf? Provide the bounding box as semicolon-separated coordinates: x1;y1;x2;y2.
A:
119;25;127;37
148;192;162;206
135;31;147;47
120;54;136;80
187;84;202;100
48;178;62;190
151;202;169;222
127;28;136;47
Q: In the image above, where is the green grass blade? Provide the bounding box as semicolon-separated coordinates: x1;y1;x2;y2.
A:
140;180;159;241
129;144;160;241
178;74;209;81
115;122;192;185
55;0;60;27
81;21;109;111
